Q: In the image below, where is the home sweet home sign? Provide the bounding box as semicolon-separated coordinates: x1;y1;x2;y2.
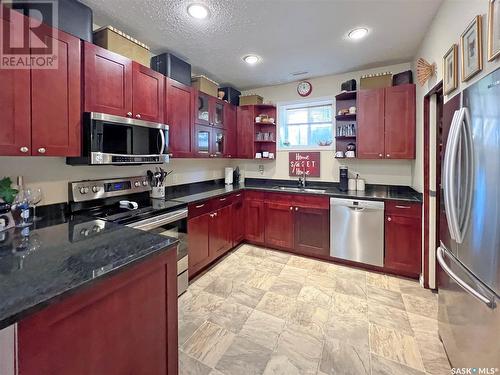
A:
289;152;320;177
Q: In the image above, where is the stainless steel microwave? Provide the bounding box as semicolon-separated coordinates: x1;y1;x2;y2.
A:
67;112;169;165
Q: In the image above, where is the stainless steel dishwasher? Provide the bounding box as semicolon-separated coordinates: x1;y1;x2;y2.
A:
330;198;385;267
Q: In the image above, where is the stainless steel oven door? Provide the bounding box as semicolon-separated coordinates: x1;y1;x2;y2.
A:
127;208;188;296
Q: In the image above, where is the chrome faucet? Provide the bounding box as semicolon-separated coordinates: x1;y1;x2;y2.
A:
297;165;306;188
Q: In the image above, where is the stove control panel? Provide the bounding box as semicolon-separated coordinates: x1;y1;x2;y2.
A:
70;176;151;202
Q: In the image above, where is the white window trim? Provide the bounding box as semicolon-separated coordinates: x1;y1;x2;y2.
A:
277;96;335;151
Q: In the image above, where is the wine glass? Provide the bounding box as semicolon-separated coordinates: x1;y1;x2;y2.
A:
13;190;32;228
28;187;43;222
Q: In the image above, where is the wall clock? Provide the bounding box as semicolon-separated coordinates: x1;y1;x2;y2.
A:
297;81;312;97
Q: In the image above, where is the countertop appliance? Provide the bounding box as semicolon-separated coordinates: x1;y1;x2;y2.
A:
339;166;348;192
67;112;169;165
330;198;384;267
69;176;189;296
437;68;500;368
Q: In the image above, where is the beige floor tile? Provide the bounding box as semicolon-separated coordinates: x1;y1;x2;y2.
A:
275;325;323;375
370;353;425;375
304;273;336;296
239;309;286;350
226;282;266;309
369;323;425;371
191;272;218;289
325;315;369;350
287;302;328;340
330;292;368;320
259;259;286;275
219;264;256;284
182;321;235;368
246;270;278;291
266;250;291;265
215;336;273;375
320;338;370;375
329;263;367;280
414;330;452;374
287;255;329;273
269;276;303;297
298;285;331;308
407;312;439;334
179;351;212;375
366;273;401;292
179;318;206;346
279;265;308;283
256;291;297;320
334;276;367;299
180;291;225;322
367;285;406;310
368;302;414;335
208;301;253;333
402;293;438;319
263;354;302;375
204;277;238;298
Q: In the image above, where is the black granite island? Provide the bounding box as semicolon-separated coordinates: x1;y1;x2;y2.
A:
0;217;179;375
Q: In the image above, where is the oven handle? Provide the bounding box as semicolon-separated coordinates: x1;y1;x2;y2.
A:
128;208;187;231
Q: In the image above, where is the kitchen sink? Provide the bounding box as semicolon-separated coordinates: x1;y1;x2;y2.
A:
274;186;326;194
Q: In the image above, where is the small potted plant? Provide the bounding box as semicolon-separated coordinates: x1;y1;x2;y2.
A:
0;177;18;231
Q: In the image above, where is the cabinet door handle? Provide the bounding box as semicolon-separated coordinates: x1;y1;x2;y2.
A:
136;114;141;119
386;154;391;158
127;112;133;117
289;206;293;211
219;198;226;201
38;147;46;154
395;205;411;209
387;217;392;222
214;212;218;217
295;207;298;211
378;153;383;158
195;204;205;209
236;194;242;197
20;147;29;153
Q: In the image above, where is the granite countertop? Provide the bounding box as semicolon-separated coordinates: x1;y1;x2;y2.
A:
170;178;422;205
0;217;178;329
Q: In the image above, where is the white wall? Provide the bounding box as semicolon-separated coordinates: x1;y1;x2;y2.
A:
0;157;233;205
239;62;414;185
412;0;500;192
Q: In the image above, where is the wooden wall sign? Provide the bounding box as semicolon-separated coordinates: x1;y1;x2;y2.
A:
289;152;320;177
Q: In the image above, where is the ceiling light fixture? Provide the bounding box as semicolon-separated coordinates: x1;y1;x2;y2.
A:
243;54;261;65
348;27;369;40
187;4;209;19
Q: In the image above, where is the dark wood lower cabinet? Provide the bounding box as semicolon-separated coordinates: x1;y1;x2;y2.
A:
294;206;330;257
188;213;210;275
232;194;245;246
385;213;422;276
264;202;294;250
245;199;265;245
209;205;233;257
18;248;178;375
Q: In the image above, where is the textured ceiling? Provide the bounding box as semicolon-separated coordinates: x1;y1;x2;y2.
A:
80;0;442;90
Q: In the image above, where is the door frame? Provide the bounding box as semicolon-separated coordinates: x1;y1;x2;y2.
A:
423;80;443;289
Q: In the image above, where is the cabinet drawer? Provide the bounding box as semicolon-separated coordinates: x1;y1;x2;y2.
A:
385;201;421;218
245;190;265;200
188;200;213;219
212;194;233;210
232;192;244;204
265;192;329;209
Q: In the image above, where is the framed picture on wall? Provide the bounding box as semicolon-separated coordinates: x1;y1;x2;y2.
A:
461;15;483;81
488;0;500;61
443;44;458;94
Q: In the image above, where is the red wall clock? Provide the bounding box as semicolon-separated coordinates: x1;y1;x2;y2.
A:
297;81;312;97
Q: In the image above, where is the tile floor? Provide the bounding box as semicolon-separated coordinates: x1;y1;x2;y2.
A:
179;244;451;375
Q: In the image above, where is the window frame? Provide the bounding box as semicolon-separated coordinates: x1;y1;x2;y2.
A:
277;97;335;151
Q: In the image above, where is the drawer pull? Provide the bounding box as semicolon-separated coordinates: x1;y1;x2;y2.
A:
195;204;205;209
220;198;226;201
387;217;392;222
395;205;411;209
236;194;242;197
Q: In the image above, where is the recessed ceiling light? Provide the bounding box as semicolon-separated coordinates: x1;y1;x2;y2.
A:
243;54;261;65
187;4;209;19
348;27;369;40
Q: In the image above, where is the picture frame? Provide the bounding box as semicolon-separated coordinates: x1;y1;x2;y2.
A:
488;0;500;61
443;44;458;95
461;15;483;82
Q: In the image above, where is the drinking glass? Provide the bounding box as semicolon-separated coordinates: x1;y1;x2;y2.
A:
28;187;43;221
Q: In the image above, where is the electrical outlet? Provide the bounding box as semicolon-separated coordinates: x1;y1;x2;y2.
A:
258;165;264;175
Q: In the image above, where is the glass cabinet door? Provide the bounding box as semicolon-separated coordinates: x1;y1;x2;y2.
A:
195;125;211;155
213;129;225;156
214;101;224;127
196;93;210;125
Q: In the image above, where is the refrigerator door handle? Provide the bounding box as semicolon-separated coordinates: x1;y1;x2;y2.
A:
458;107;474;243
437;247;496;308
448;109;465;242
443;110;460;241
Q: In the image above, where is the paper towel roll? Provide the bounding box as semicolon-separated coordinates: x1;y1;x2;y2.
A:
356;178;365;191
225;167;234;185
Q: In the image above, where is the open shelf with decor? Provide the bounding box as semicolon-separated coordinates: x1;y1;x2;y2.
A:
335;91;357;158
254;105;277;159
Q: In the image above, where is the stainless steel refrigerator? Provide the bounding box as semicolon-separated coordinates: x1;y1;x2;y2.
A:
438;68;500;368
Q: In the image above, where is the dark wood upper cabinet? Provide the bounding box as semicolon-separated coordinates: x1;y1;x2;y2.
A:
193;124;212;158
294;206;329;257
357;88;385;159
384;84;416;159
0;14;31;156
84;42;133;117
166;78;192;157
357;84;416;160
224;103;237;158
31;25;81;157
213;98;224;128
264;202;294;250
237;106;255;159
132;62;164;123
212;128;226;157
